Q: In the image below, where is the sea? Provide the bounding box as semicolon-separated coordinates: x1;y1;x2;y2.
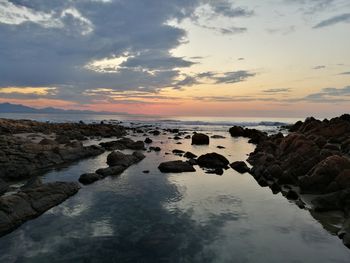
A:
0;113;350;263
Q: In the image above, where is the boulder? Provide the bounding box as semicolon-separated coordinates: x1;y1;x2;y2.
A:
183;152;197;159
158;161;196;173
107;151;145;167
96;166;125;177
230;161;250;173
144;138;153;144
79;173;102;185
191;133;209;145
229;126;245;137
197;153;229;169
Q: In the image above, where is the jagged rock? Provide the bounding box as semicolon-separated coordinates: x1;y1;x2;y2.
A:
100;138;145;151
158;161;195;173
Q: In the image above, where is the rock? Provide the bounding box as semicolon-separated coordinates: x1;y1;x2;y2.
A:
230;161;250;173
300;155;350;194
96;166;125;177
143;170;150;174
55;135;70;144
150;130;160;136
158;161;196;173
173;136;182;140
184;135;191;139
0;179;9;195
100;138;145;151
217;146;225;149
229;126;245;137
206;168;224;175
39;138;57;145
183;152;197;159
197;153;229;169
149;146;161;152
286;190;299;200
0;182;80;237
172;149;185;155
211;135;226;139
107;151;145;167
79;173;102;185
191;133;209;145
144;138;153;144
20;177;42;190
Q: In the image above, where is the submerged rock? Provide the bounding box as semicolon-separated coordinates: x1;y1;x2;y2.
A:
197;153;229;169
191;133;209;145
158;160;196;173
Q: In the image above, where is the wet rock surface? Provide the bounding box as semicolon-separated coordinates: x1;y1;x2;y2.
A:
158;160;196;173
230;161;250;173
0;181;80;236
191;133;209;145
197;152;229;169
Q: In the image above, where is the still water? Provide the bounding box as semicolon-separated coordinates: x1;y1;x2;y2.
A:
0;123;349;262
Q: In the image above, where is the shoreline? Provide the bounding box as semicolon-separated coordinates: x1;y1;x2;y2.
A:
0;115;350;250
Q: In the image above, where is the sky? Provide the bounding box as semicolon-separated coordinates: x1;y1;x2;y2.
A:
0;0;349;118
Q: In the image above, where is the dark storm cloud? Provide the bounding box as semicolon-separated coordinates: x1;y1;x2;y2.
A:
313;13;350;28
0;0;254;103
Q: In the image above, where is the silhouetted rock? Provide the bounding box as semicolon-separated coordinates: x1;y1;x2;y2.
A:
107;151;145;167
197;153;229;169
184;152;197;159
230;161;250;173
79;173;102;185
192;133;209;145
144;138;153;144
158;161;196;173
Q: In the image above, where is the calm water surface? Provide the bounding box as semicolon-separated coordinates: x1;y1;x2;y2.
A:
0;122;349;262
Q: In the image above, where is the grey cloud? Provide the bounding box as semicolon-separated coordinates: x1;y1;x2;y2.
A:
313;13;350;28
205;0;253;18
339;71;350;75
220;26;247;35
263;88;291;93
213;70;255;84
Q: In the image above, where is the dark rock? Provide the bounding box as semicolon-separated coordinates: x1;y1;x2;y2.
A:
100;138;145;151
173;136;182;140
107;151;145;167
144;138;153;144
79;173;102;185
211;135;226;139
286;190;299;200
21;177;42;190
192;133;209;145
158;161;196;173
217;146;225;149
197;153;229;169
184;152;197;159
0;182;80;237
0;179;9;195
172;149;185;155
229;126;245;137
143;170;150;174
150;146;161;152
230;161;250;173
205;168;224;175
96;166;125;177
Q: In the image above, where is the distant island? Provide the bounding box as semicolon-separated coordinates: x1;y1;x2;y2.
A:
0;103;127;115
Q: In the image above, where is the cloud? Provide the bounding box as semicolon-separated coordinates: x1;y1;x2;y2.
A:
263;88;291;93
313;65;326;69
313;13;350;28
212;70;255;84
339;71;350;75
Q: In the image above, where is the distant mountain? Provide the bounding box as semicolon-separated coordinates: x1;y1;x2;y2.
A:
0;103;127;115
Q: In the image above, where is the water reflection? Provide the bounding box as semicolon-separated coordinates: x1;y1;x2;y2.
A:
0;131;349;262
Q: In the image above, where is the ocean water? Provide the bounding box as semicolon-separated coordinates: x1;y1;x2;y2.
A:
0;113;349;262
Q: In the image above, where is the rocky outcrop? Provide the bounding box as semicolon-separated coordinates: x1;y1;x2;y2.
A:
197;153;229;169
158;161;196;173
0;135;104;180
0;181;80;236
229;126;267;144
0;118;126;139
80;151;146;184
191;133;209;145
247;115;350;249
100;138;145;151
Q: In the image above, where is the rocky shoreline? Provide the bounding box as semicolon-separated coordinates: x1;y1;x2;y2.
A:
1;115;350;250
